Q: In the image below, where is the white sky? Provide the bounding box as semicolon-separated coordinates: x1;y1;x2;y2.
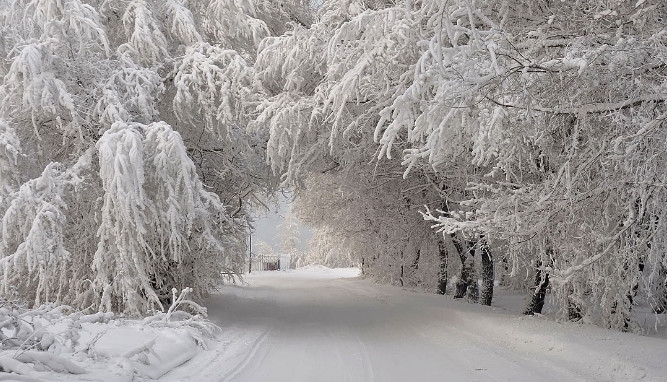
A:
250;195;313;254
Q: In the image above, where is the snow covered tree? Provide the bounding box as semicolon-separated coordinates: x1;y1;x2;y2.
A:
375;0;667;329
254;240;274;256
293;164;449;290
254;0;494;301
276;211;302;255
254;0;667;330
0;0;307;314
7;0;664;332
300;228;357;268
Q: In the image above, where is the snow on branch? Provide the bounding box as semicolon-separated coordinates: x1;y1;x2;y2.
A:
95;48;165;128
1;40;81;139
420;205;485;236
122;0;169;66
94;122;161;315
1;153;91;307
6;0;110;56
143;122;199;263
165;0;202;45
173;42;254;137
202;0;269;50
487;94;666;115
0;120;21;199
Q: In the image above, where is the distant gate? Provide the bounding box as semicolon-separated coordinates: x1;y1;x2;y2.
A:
248;254;292;272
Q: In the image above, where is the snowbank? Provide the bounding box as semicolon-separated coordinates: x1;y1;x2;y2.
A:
244;266;360;280
0;291;217;381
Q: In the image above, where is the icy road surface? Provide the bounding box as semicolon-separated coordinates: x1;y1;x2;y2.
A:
161;266;667;382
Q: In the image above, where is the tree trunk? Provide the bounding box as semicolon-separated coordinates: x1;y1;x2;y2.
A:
652;279;667;314
479;237;494;306
465;241;479;303
437;239;448;295
524;269;549;315
567;286;582;321
405;249;421;287
411;249;420;271
652;262;667;314
452;234;470;299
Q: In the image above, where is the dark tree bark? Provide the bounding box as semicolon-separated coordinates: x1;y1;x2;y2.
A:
464;240;479;303
567;288;582;321
452;235;472;299
436;239;448;295
524;269;549;315
479;237;494;306
652;278;667;314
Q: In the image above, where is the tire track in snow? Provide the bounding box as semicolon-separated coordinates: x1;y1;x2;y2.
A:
326;328;351;381
326;323;375;382
157;327;273;382
218;326;272;382
356;336;375;382
157;327;271;382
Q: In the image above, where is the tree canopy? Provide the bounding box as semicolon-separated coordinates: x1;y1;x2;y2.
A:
1;0;666;331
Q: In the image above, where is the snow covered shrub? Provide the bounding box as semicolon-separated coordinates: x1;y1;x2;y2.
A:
143;287;220;348
0;296;217;379
0;300;107;375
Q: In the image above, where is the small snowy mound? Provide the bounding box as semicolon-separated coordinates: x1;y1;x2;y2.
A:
0;289;218;382
295;265;360;279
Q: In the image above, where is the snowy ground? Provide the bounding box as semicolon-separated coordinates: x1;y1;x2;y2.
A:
161;266;667;382
4;267;666;381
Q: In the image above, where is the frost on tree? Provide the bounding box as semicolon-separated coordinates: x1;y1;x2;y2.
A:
255;0;667;330
372;0;667;330
0;0;290;314
254;0;470;294
94;122;244;314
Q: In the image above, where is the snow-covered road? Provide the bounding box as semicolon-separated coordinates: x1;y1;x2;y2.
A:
161;267;667;382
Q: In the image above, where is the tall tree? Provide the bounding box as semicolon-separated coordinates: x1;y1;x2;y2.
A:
0;0;310;314
379;0;667;330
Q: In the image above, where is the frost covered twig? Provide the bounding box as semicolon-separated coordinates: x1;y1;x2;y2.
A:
164;287;207;323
